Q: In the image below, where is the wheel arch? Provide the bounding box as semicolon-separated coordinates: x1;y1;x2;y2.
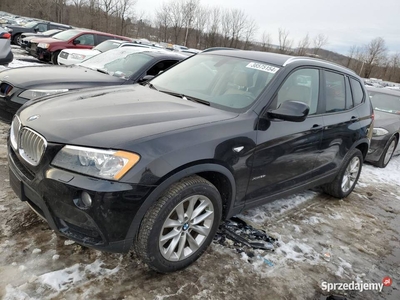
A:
352;138;369;160
125;162;237;243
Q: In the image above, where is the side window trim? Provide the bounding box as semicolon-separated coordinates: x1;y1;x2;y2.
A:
345;76;354;109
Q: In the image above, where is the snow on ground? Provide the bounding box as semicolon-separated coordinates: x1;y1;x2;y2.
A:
0;55;400;299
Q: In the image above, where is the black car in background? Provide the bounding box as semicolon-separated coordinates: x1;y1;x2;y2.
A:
7;21;72;45
20;29;62;49
0;48;185;122
7;50;373;273
366;87;400;167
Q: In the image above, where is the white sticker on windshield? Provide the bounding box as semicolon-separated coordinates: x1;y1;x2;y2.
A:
246;62;279;74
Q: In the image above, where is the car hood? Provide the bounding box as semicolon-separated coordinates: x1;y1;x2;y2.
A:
30;37;60;44
62;49;100;56
373;110;400;128
0;65;124;89
19;85;237;149
6;25;27;31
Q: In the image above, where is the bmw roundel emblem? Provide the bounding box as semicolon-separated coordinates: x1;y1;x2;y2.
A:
27;115;40;122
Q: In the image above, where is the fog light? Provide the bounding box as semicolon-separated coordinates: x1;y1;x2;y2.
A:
81;192;92;208
74;191;93;209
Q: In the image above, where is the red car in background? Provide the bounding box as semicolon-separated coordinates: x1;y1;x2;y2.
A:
28;29;131;64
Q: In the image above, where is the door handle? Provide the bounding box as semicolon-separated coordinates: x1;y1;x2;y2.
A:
311;124;323;131
350;116;359;123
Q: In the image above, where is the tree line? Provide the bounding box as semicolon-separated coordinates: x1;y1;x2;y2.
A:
1;0;399;82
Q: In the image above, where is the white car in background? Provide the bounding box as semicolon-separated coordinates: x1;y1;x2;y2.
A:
58;39;155;65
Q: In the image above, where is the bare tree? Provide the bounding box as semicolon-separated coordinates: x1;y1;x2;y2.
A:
346;45;357;68
155;2;171;42
115;0;137;35
229;8;247;48
278;28;292;54
313;33;328;55
363;37;387;78
243;18;257;50
220;8;231;46
181;0;199;46
193;5;209;48
297;33;310;56
168;0;184;44
206;6;221;47
261;31;271;52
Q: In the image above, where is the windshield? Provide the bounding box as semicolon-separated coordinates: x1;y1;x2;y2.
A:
79;48;153;80
52;30;81;41
150;54;280;112
24;21;38;28
93;40;122;52
369;91;400;114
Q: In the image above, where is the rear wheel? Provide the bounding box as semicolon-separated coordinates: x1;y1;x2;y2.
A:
51;50;61;65
135;175;222;273
375;136;397;168
322;148;363;198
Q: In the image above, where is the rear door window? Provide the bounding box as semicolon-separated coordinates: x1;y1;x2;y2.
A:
97;35;114;44
324;71;346;113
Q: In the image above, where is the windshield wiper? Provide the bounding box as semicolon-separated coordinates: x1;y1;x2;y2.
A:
148;83;159;91
158;89;210;106
96;68;110;75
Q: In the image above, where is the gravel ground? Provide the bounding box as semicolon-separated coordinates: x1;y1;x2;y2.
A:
0;57;399;300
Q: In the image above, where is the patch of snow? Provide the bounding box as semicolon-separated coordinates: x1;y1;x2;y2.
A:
52;255;60;261
362;156;400;185
32;249;41;254
0;205;7;211
64;240;75;246
4;284;38;300
37;259;119;292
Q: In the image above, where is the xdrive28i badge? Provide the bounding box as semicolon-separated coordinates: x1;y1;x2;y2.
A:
27;115;40;122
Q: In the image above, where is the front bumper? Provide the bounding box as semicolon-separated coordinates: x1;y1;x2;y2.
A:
8;142;155;253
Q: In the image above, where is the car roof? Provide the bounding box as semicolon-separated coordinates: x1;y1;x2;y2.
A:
202;50;357;75
367;86;400;96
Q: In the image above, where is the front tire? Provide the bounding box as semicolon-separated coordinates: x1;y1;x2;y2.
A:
51;51;61;65
135;175;222;273
322;148;363;198
13;33;21;45
375;136;397;168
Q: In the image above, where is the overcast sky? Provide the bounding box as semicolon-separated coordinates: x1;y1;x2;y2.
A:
135;0;400;55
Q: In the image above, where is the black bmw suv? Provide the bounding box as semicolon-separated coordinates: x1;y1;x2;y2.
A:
8;50;373;273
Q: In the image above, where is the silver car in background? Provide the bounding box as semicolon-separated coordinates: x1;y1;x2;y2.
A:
0;26;13;66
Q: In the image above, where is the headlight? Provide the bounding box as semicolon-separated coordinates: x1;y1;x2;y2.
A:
52;146;140;180
37;43;49;48
372;128;389;136
70;53;86;60
19;89;69;100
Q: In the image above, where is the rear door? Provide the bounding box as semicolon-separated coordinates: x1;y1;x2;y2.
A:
245;67;324;201
316;70;361;176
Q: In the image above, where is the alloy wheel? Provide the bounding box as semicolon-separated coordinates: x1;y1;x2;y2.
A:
384;139;396;166
159;195;214;262
341;156;360;193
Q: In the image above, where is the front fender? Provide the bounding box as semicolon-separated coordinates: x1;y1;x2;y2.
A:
124;163;237;243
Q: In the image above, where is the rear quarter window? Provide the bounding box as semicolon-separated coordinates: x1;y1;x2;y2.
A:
349;78;364;106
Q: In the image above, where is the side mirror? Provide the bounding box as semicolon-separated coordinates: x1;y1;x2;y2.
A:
267;100;310;122
73;39;80;45
138;75;154;84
